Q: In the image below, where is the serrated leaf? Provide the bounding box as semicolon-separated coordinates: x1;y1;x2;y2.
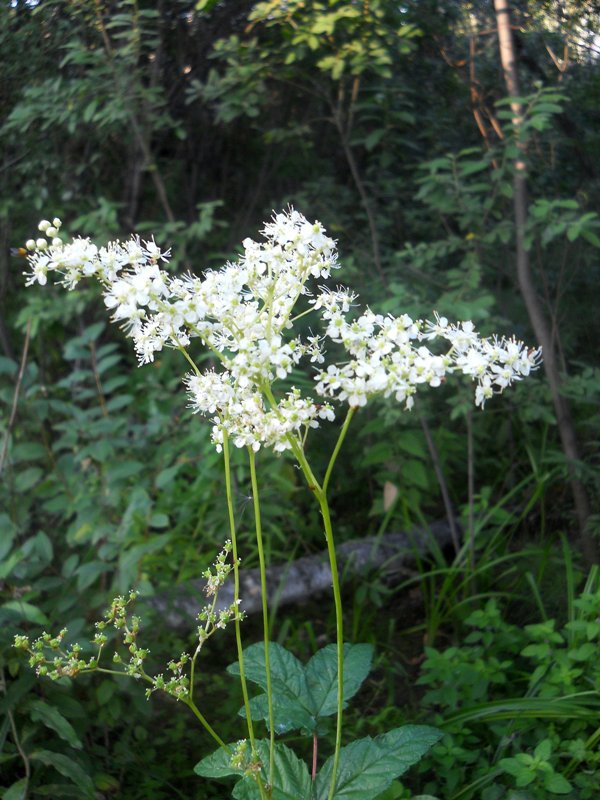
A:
236;741;311;800
196;741;311;799
314;725;441;800
29;700;83;749
228;642;308;702
306;644;373;717
242;692;314;735
194;744;239;779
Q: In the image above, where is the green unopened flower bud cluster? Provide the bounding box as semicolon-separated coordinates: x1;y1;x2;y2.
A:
197;541;245;645
105;593;150;680
230;739;263;778
14;627;98;680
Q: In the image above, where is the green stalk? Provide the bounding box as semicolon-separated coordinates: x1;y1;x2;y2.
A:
323;407;355;494
184;699;229;751
222;430;257;753
93;667;228;752
248;447;275;788
318;491;345;800
260;384;354;799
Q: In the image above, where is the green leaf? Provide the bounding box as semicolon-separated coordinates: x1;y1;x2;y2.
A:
1;600;48;625
194;745;239;779
228;642;307;702
196;741;311;799
29;700;83;749
306;644;373;717
236;741;311;799
534;738;551;761
76;561;111;591
543;773;573;794
314;725;441;800
15;466;44;491
243;692;314;735
2;779;27;800
30;751;95;798
11;442;47;462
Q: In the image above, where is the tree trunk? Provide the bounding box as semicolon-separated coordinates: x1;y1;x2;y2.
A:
493;0;597;564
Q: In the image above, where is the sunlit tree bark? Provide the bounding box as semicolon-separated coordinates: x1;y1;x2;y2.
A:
494;0;597;564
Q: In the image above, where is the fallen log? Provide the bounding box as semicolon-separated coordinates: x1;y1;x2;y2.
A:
147;521;456;630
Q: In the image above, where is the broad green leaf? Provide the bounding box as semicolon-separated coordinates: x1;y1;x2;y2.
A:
232;742;311;800
196;740;311;799
228;642;307;702
306;644;374;717
543;773;572;794
1;600;48;625
0;356;17;376
29;700;83;749
3;779;27;800
242;693;314;735
315;725;441;800
76;561;110;591
194;744;240;779
15;466;44;492
11;442;47;462
30;750;95;798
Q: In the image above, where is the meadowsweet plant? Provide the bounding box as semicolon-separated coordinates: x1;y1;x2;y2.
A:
17;211;541;799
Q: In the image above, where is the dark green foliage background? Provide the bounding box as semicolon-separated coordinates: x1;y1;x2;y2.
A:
1;1;600;798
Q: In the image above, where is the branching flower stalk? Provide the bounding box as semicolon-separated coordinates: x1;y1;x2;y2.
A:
13;583;240;753
21;211;542;797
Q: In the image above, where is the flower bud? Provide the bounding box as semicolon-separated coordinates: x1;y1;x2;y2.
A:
38;220;51;232
46;226;57;237
36;238;48;250
26;239;36;251
52;237;63;247
52;217;62;228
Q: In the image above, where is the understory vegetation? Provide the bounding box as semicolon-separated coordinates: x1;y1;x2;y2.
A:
1;1;599;799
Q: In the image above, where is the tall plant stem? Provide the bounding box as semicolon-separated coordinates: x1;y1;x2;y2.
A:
261;387;355;798
248;447;275;787
288;414;355;800
222;432;257;753
318;490;345;800
493;0;597;564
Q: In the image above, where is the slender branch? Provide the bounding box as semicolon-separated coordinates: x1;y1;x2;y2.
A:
0;319;31;476
222;431;257;753
323;407;355;495
248;447;275;787
420;415;460;554
184;699;229;751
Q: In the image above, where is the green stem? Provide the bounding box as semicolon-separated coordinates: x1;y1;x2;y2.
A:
260;384;352;799
95;668;227;753
323;407;355;495
184;698;229;752
248;447;275;789
318;492;345;800
222;430;257;754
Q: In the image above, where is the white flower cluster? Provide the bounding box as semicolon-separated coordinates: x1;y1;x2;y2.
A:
313;297;541;410
24;209;541;453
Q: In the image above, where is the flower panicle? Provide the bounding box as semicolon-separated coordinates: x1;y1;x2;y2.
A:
23;209;542;453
